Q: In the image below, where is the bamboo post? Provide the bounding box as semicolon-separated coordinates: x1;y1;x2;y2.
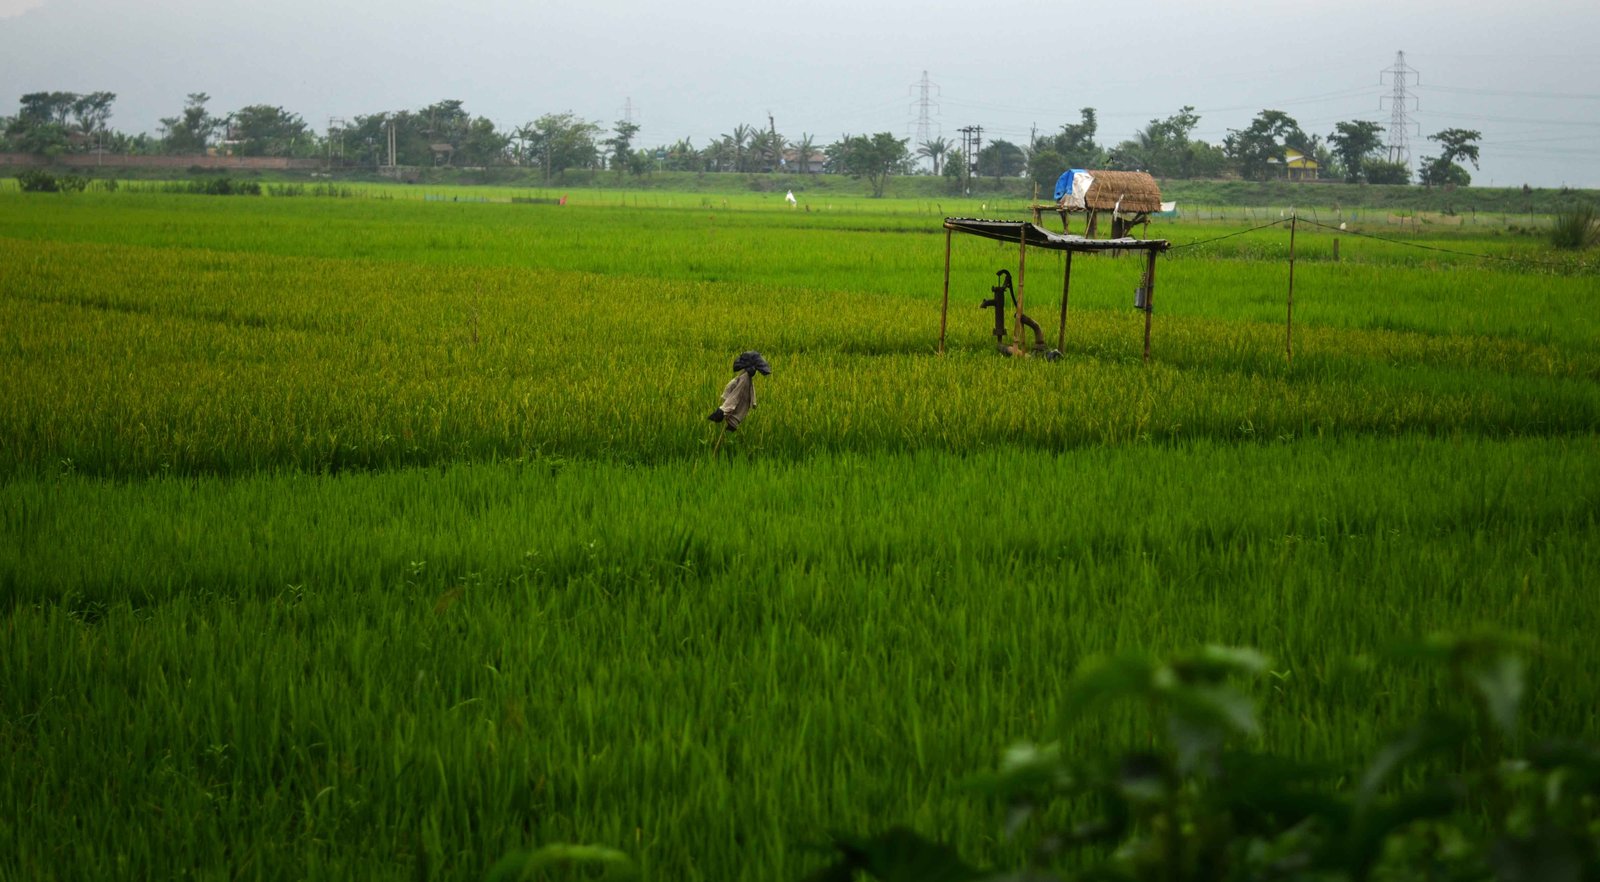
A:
1332;237;1340;262
1056;250;1074;352
1142;249;1157;363
1287;214;1297;362
1015;227;1027;352
939;227;952;354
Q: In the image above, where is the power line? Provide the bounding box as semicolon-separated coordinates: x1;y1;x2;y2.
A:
1416;84;1600;101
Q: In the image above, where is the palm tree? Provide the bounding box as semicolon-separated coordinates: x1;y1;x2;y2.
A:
511;123;536;166
727;124;753;172
665;137;697;172
704;137;734;173
747;129;784;172
794;133;817;175
917;136;949;175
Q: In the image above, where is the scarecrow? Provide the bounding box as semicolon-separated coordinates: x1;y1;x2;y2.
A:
708;351;771;435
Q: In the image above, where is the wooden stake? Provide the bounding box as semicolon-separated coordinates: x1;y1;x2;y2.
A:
1287;214;1297;363
1015;227;1027;352
939;227;952;354
1057;250;1073;352
1142;249;1157;364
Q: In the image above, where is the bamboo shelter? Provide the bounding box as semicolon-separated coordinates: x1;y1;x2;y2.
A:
939;218;1171;362
1032;170;1163;238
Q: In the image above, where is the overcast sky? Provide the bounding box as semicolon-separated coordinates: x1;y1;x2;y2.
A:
3;0;1598;188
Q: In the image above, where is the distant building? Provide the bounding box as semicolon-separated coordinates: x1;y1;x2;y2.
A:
781;148;826;174
1270;148;1320;181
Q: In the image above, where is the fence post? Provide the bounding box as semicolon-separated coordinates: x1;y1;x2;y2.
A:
1287;214;1297;363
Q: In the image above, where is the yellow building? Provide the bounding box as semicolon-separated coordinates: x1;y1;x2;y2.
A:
1275;148;1320;181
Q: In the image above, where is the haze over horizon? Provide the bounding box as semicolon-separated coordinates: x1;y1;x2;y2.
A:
3;0;1597;188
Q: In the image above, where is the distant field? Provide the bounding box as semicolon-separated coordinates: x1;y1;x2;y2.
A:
2;188;1596;881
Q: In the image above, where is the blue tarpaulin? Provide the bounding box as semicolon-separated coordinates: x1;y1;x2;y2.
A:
1052;170;1076;202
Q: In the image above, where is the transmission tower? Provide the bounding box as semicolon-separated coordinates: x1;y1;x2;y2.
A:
622;97;635;125
1379;51;1420;171
327;116;348;165
908;70;941;159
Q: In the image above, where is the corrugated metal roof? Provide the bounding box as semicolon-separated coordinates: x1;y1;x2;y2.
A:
944;218;1169;252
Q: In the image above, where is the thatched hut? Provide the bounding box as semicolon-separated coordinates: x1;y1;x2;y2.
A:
1034;169;1163;239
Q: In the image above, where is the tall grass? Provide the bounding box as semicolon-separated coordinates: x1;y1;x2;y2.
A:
1551;203;1599;250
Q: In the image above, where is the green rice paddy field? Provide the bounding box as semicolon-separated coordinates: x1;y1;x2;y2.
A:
2;189;1598;880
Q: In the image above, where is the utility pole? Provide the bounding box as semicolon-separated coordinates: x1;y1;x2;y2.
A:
327;116;347;166
1380;51;1420;174
767;111;779;169
973;125;984;182
957;124;982;195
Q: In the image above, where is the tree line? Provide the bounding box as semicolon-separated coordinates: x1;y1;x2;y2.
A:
3;91;1484;190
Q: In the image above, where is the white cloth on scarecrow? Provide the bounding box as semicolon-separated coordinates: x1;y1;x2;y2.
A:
717;372;757;429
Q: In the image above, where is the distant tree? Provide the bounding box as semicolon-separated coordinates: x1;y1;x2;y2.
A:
526;111;600;181
226;105;309;157
827;132;909;197
69;91;115;149
625;147;654;177
5;91;88;154
749;127;786;172
459;117;509;166
1363;159;1411;185
792;132;818;175
160;93;220;154
336;102;501;167
726;123;754;172
604;120;640;173
1027;147;1065;193
511;123;536;166
1418;128;1481;187
1187;140;1229;178
1108;106;1204;177
917;136;949;175
943;147;967;192
659;137;699;172
343;113;405;166
414;99;477;165
1037;107;1102;168
702;136;733;172
976;139;1025;179
420;100;470;143
1224;109;1307;181
1328;120;1385;183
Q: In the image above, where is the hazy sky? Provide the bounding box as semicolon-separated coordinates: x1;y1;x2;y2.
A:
3;0;1598;188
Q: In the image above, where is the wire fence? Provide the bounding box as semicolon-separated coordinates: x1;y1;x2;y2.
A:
1168;214;1593;272
1173;203;1558;231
